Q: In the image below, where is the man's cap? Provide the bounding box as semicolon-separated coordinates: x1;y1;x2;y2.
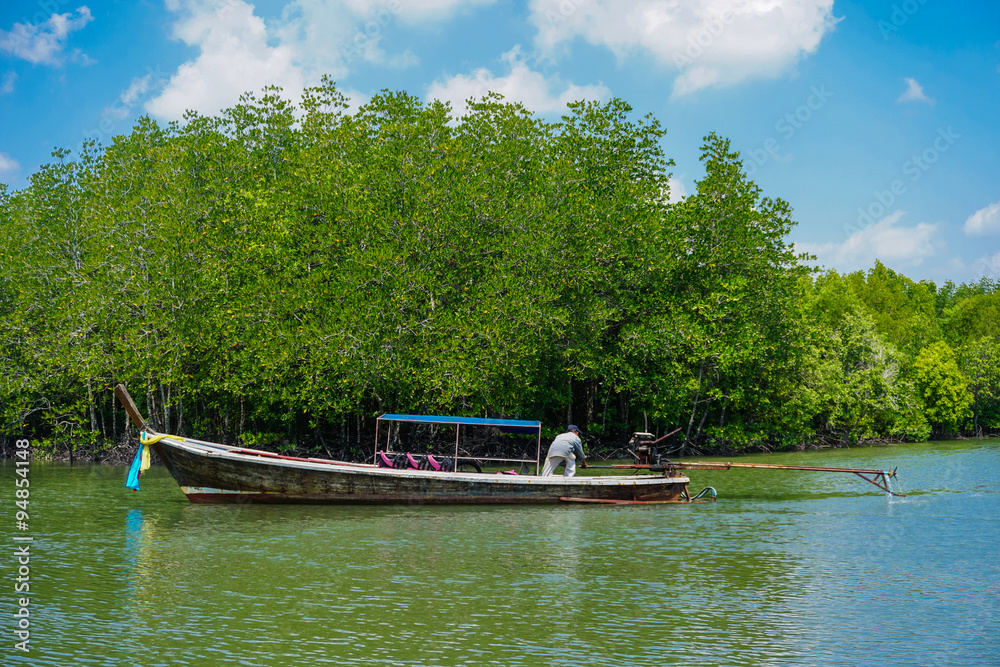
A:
568;425;581;433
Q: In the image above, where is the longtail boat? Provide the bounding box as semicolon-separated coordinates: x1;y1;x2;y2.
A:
116;385;695;504
116;385;905;504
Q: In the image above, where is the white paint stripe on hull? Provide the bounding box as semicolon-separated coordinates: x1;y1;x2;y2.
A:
160;436;689;487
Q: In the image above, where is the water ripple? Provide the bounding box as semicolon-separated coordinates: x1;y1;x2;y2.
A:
3;441;999;665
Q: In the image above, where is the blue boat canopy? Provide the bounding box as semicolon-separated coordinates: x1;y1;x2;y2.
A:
378;413;541;435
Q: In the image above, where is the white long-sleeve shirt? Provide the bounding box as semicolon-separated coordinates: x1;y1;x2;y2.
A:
546;431;584;462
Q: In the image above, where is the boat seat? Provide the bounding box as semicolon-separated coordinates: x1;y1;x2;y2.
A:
377;451;407;469
373;453;480;473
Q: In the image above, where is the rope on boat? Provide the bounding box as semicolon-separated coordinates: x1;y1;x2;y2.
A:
685;486;717;502
127;432;165;491
139;432;173;446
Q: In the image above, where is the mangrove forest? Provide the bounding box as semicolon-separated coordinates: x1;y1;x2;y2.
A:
1;79;998;459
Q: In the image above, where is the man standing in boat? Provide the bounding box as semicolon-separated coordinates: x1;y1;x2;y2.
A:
541;425;588;476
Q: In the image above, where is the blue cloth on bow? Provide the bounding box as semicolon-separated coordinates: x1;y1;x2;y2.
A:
125;441;146;491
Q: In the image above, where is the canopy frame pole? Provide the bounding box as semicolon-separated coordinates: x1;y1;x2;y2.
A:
535;429;541;475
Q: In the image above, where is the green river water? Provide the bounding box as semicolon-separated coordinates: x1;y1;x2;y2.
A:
3;439;998;666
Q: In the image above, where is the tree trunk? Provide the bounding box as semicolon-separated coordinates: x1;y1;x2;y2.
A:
685;360;704;444
146;381;157;432
87;378;97;433
160;381;170;434
973;393;979;437
695;405;710;443
566;378;573;426
586;380;595;431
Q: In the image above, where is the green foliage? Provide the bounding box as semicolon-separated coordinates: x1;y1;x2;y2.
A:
935;276;997;315
843;261;940;357
943;293;1000;347
638;133;813;449
1;79;997;455
797;310;928;443
958;336;1000;435
912;341;973;435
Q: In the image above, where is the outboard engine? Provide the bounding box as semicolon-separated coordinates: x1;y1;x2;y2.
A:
629;432;661;466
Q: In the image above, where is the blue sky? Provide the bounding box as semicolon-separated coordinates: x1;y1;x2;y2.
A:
1;0;998;285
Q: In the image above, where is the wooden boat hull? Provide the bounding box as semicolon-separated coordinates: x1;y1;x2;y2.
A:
148;436;691;505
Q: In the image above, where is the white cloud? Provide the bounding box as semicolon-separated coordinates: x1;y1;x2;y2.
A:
1;71;15;95
146;0;306;121
529;0;838;96
121;74;156;107
260;0;496;92
963;200;1000;236
339;87;372;114
338;0;496;24
798;210;942;272
277;0;420;75
972;250;1000;279
426;46;610;117
896;77;934;105
103;73;164;124
666;176;688;203
0;152;20;174
0;7;94;66
149;0;496;122
274;0;368;81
